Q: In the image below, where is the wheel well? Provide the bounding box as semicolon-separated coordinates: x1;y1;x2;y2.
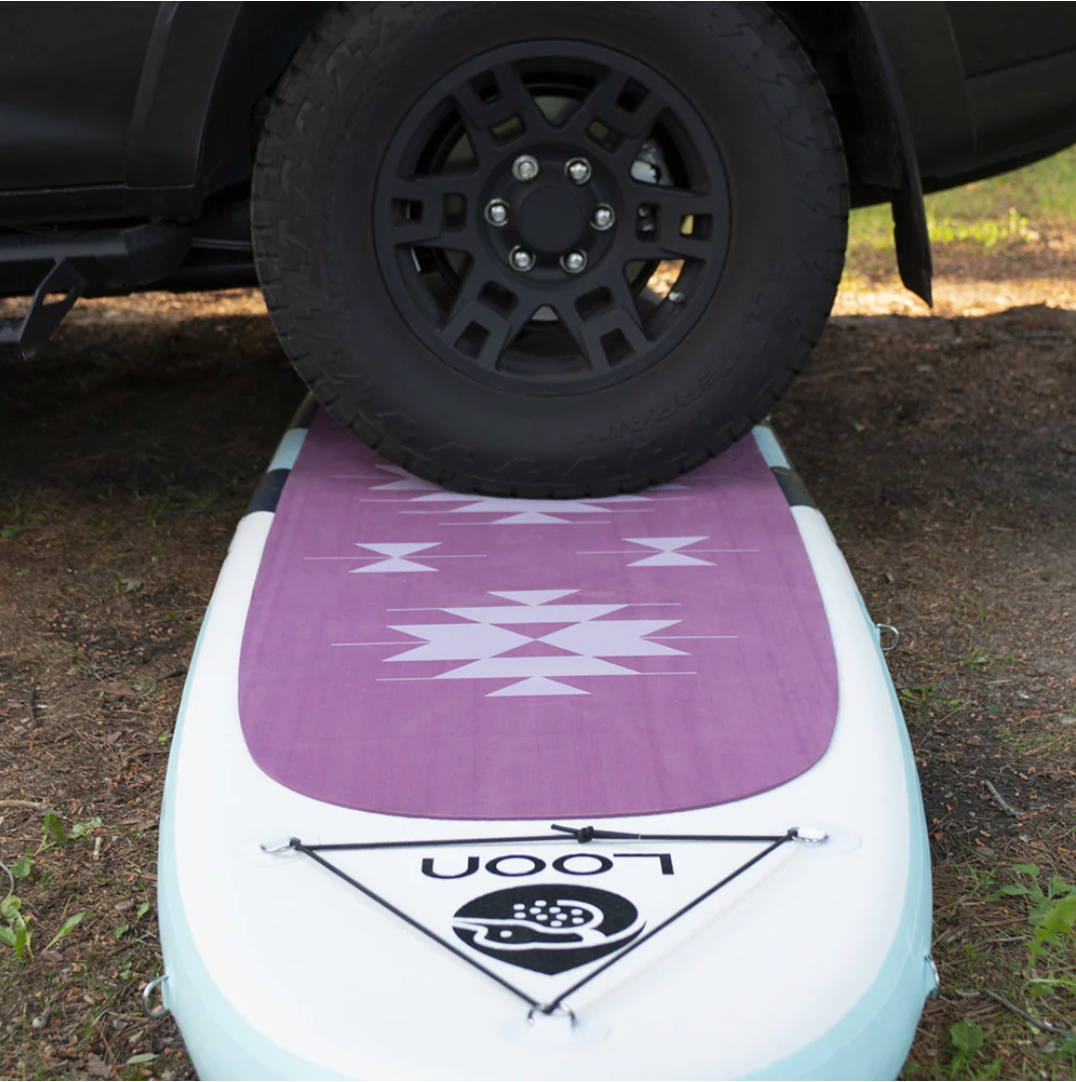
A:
770;3;897;205
188;1;930;301
195;4;331;206
198;2;901;209
770;2;933;302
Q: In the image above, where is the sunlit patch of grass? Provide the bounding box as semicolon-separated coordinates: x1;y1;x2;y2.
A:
932;144;1076;225
850;205;1039;253
848;143;1076;254
930;209;1037;247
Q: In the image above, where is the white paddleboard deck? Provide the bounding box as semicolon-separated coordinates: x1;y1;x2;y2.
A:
157;403;935;1080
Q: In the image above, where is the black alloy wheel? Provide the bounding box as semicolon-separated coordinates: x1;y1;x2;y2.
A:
374;41;730;395
253;3;848;496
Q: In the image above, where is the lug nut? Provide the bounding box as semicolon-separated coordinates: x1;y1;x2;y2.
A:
485;199;510;227
512;155;540;182
591;205;615;231
561;251;587;274
510;246;535;272
565;158;592;184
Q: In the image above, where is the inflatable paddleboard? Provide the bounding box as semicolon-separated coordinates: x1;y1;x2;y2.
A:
155;399;936;1080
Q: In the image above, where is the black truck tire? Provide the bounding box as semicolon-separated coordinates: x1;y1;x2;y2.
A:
252;1;848;496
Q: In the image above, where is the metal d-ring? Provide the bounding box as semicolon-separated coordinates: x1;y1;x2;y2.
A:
877;624;900;652
792;826;829;845
529;1003;578;1026
142;974;170;1018
926;955;941;998
260;837;300;855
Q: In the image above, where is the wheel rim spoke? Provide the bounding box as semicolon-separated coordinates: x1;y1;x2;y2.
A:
563;69;669;158
554;303;609;373
608;275;646;331
556;293;649;376
442;266;485;321
626;186;717;260
386;176;482;247
454;62;549;153
439;281;534;371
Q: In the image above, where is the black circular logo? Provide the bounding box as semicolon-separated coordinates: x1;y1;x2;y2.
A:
452;884;643;974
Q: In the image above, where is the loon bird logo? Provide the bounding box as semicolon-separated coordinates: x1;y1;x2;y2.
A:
452;884;644;974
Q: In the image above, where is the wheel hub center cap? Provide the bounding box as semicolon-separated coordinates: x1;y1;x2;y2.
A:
517;185;587;253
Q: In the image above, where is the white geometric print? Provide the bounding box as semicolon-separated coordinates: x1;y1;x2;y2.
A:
376;589;695;697
578;537;761;568
624;537;713;567
404;494;643;526
369;465;443;492
350;542;441;573
304;541;486;574
358;474;687;525
488;676;589;698
342;462;705;528
329;464;444;491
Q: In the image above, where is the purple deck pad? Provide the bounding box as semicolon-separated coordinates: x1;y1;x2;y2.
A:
238;413;838;820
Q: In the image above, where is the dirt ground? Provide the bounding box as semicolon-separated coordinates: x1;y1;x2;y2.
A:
1;233;1074;1080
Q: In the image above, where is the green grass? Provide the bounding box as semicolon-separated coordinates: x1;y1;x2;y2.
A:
997;726;1076;758
1;811;174;1081
0;495;41;540
899;684;970;727
849;144;1076;251
906;854;1076;1081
